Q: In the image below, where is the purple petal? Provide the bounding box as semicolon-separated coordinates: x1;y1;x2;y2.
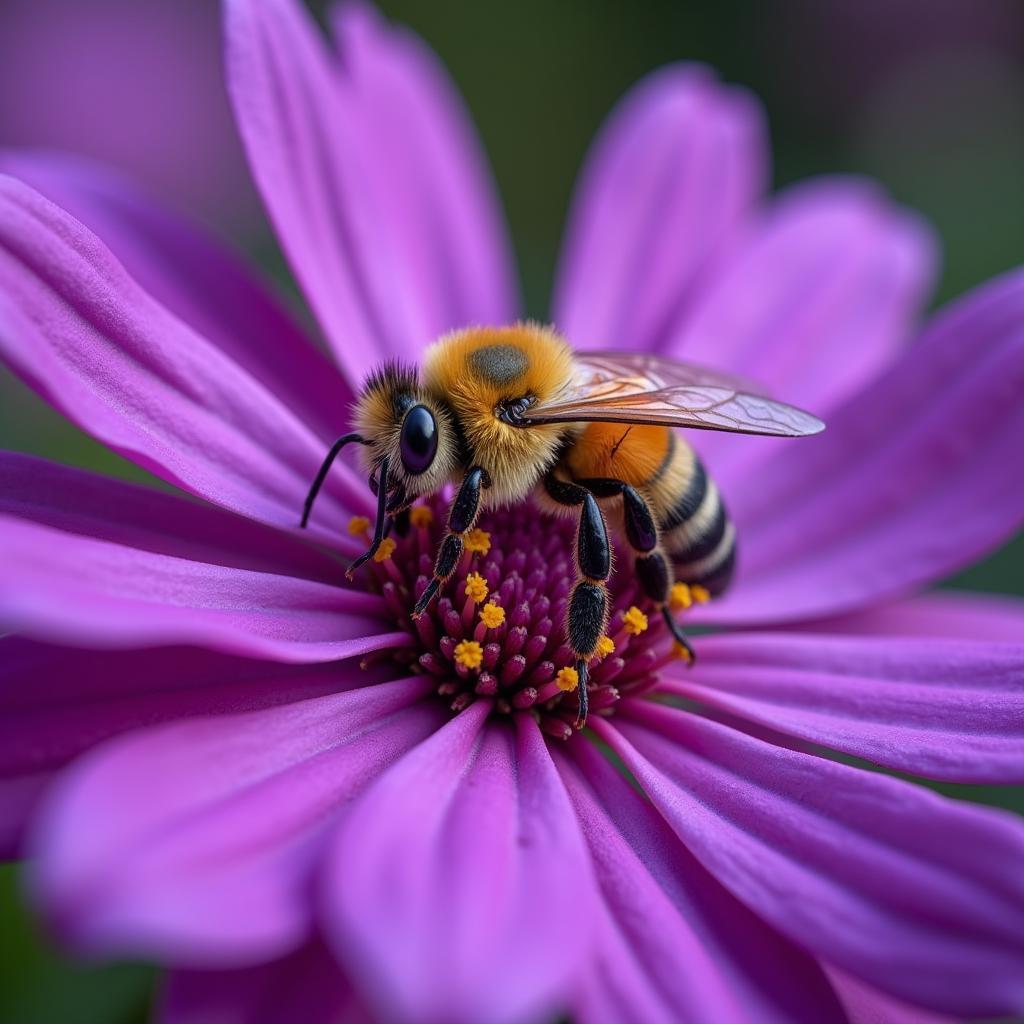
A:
0;513;404;661
0;176;363;532
826;967;957;1024
323;703;597;1024
683;178;935;411
0;150;358;450
329;2;517;333
559;740;844;1024
806;590;1024;644
225;0;515;386
0;450;360;575
30;677;441;965
661;630;1024;783
597;704;1024;1017
0;639;384;858
705;268;1024;625
160;943;374;1024
554;64;766;352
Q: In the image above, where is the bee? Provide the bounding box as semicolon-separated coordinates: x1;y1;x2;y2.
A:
301;324;824;727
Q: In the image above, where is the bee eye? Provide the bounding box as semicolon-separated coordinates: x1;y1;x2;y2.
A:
400;404;438;475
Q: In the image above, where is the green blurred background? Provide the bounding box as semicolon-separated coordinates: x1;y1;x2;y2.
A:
0;0;1021;1020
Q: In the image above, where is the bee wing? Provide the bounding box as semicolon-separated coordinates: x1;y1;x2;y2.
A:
523;350;825;437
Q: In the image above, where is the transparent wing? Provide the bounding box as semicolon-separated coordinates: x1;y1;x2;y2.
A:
522;350;825;437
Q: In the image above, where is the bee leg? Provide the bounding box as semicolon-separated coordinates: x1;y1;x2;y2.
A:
412;466;488;618
544;475;611;729
346;457;391;579
578;478;697;665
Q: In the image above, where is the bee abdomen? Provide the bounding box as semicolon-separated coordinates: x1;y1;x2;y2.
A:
658;453;736;596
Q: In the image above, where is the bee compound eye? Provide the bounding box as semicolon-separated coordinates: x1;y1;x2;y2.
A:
400;404;438;475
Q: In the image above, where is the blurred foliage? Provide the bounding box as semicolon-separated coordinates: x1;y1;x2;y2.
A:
0;0;1021;1021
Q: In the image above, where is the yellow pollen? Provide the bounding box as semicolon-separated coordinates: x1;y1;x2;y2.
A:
673;641;693;663
464;572;489;604
464;528;491;554
479;602;505;629
690;584;711;604
373;537;397;562
670;582;693;610
454;640;484;670
596;635;616;657
409;505;434;528
623;606;649;636
556;666;579;692
347;515;371;536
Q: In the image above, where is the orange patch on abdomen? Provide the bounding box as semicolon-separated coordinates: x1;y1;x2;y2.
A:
565;423;672;487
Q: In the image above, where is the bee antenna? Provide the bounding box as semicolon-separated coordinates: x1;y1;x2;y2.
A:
301;433;368;528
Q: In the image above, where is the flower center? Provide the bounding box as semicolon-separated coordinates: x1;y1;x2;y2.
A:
352;498;697;739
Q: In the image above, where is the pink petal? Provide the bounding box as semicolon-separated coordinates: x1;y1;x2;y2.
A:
0;514;404;662
160;943;374;1024
554;64;766;352
30;677;441;965
0;150;359;450
661;630;1024;783
0;176;361;533
0;639;379;858
596;704;1024;1017
705;268;1024;625
559;740;845;1024
225;0;515;386
323;703;597;1024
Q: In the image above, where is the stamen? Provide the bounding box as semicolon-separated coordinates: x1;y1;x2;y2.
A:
690;584;710;604
373;537;397;562
670;582;693;610
454;639;484;670
556;666;579;692
464;528;491;555
464;572;489;604
623;606;649;636
409;506;434;528
348;515;371;536
479;602;506;629
672;641;693;662
596;635;616;657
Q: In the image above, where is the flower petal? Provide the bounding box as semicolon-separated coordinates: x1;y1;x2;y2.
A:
559;740;844;1024
706;268;1024;625
225;0;515;385
324;703;597;1024
0;514;403;662
683;178;936;414
826;967;957;1024
30;677;441;965
0;150;357;448
554;64;766;351
0;639;377;858
160;943;373;1024
596;704;1024;1017
0;175;363;531
661;630;1024;783
806;590;1024;644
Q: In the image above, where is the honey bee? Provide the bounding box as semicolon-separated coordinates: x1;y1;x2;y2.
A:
301;324;824;726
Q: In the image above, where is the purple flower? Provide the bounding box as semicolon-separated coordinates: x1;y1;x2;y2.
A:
1;1;1023;1022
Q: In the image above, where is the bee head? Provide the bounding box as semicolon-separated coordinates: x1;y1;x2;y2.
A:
354;362;459;501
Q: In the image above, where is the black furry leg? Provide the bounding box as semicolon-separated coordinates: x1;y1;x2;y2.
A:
412;467;487;618
544;474;612;729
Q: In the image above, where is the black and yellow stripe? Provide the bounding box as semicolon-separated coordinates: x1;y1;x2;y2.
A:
655;443;736;597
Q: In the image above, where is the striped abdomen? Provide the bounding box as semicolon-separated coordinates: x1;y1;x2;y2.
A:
656;439;736;596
